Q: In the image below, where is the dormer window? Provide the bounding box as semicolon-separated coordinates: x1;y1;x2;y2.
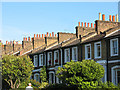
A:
85;44;91;60
34;55;38;67
39;54;43;66
110;38;118;56
48;52;52;66
54;50;59;65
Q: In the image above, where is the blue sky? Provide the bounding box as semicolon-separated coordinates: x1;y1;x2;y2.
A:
2;2;118;44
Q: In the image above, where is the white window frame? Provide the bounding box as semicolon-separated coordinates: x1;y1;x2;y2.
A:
39;54;43;66
44;52;46;66
49;71;55;84
94;41;101;59
34;73;40;82
54;50;59;65
111;65;120;85
85;44;91;60
48;52;52;66
34;55;38;67
110;38;118;56
64;48;70;63
72;47;78;61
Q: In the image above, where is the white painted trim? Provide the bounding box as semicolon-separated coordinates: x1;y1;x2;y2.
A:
39;54;43;66
94;41;101;59
34;73;40;82
110;38;119;56
12;51;20;55
34;55;38;67
54;50;59;65
105;29;120;38
32;69;41;72
47;52;52;66
21;49;33;56
108;60;120;63
64;48;70;63
49;71;55;84
85;44;91;60
111;65;120;85
72;46;78;61
96;60;107;64
60;49;62;67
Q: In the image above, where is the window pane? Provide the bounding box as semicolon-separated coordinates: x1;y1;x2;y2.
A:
113;40;117;54
117;71;120;84
87;46;90;58
97;44;100;57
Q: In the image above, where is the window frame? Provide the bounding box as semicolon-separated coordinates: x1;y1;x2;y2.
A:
85;44;91;60
34;55;38;67
110;38;118;56
94;41;101;59
64;48;70;63
49;71;55;84
72;46;78;61
54;50;59;65
34;73;40;82
39;54;43;66
48;52;52;66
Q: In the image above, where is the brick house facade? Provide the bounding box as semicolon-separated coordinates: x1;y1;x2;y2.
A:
2;13;120;85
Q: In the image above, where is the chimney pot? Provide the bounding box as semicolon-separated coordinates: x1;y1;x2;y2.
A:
99;13;101;20
31;38;33;41
23;37;25;41
84;22;86;27
39;34;41;38
102;14;105;21
112;15;115;22
87;23;89;27
94;24;96;28
55;34;57;37
42;34;44;38
78;22;80;26
81;22;83;27
45;34;46;37
47;32;49;37
52;32;54;37
50;33;51;37
109;15;112;21
91;23;93;28
26;37;27;41
16;41;18;44
8;42;10;44
37;34;38;38
34;34;35;38
28;37;30;41
6;41;8;44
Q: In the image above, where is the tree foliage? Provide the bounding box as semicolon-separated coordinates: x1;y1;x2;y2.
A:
40;66;47;82
56;60;105;88
2;55;34;89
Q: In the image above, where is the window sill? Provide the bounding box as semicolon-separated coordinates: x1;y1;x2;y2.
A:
111;54;118;57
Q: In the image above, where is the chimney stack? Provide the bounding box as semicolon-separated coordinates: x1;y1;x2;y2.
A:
99;13;101;20
52;32;54;37
102;14;105;21
112;15;115;22
109;15;112;21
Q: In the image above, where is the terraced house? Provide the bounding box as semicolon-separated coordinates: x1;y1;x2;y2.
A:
2;13;120;85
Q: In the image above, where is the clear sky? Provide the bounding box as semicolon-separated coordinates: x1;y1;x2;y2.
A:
1;2;118;44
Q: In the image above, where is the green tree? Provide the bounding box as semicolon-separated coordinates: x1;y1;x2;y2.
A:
56;60;105;88
40;66;47;82
2;55;34;89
